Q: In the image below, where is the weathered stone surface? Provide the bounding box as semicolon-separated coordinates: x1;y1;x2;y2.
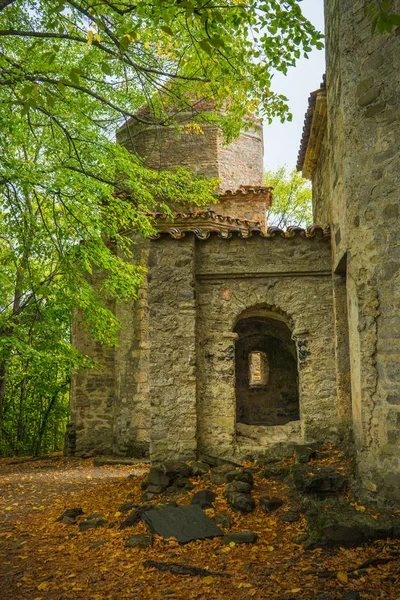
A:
221;532;258;545
163;461;192;478
225;469;254;486
280;513;300;523
260;497;284;513
61;516;77;526
118;501;139;513
226;492;255;514
262;462;290;479
191;489;216;509
292;465;347;497
214;512;231;529
56;508;83;522
79;516;107;531
124;534;152;549
210;464;234;485
303;503;400;549
294;445;317;464
224;481;252;495
190;461;209;476
119;505;154;530
147;468;171;489
142;505;223;544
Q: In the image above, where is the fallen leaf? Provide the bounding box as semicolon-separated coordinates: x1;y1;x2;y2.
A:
337;571;348;583
203;576;214;585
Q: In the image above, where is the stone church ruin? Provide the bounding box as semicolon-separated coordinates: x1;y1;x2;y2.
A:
68;1;400;504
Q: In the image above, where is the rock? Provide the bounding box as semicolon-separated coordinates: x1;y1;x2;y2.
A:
256;443;296;465
210;464;235;485
61;516;77;525
280;512;300;523
260;497;284;513
221;532;258;545
147;468;171;492
124;534;152;549
294;445;317;464
191;461;209;476
79;517;107;531
174;478;194;490
141;491;158;502
343;593;361;600
142;504;223;544
198;454;240;468
303;502;400;549
262;462;290;479
226;469;254;486
164;461;192;479
140;481;148;490
226;492;255;514
118;501;139;513
214;512;231;529
191;489;216;509
225;480;252;495
119;504;154;530
56;507;83;522
86;513;103;520
292;464;347;497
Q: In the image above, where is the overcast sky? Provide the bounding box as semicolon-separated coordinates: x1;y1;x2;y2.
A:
263;0;325;172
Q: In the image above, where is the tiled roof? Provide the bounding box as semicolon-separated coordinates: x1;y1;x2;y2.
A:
149;210;330;240
296;76;327;178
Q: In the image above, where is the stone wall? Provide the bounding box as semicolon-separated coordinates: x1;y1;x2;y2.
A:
195;234;338;459
117;115;264;192
69;276;116;457
312;130;331;226
70;231;339;462
147;236;198;462
323;0;400;501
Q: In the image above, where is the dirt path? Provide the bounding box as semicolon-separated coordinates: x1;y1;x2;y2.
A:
0;455;399;600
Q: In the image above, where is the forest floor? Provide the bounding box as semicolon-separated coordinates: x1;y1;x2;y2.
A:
0;452;399;600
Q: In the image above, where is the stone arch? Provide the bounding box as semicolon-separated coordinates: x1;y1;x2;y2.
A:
233;306;299;426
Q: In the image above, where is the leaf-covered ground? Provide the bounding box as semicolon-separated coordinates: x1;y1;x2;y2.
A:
0;452;399;600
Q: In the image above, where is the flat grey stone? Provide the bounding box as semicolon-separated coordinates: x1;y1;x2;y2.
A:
142;504;223;544
221;532;258;545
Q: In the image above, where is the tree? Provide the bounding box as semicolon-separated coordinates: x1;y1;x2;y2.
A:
265;166;312;229
0;1;323;454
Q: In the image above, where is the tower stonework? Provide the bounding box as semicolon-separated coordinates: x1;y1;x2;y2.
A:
116;109;264;193
298;1;400;502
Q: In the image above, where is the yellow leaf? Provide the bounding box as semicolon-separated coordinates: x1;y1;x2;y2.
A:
203;576;214;585
229;541;235;547
355;505;366;512
88;30;93;45
94;33;100;42
291;589;301;593
267;546;274;552
5;506;13;511
37;582;48;591
337;571;348;583
114;511;122;517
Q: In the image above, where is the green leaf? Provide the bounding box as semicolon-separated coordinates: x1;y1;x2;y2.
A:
161;25;173;36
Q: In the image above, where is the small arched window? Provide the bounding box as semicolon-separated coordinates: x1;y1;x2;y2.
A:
249;351;269;387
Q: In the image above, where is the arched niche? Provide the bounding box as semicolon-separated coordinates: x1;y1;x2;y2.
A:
234;312;299;426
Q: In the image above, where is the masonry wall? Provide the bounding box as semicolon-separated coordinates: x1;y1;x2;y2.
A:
195;234;338;459
147;236;198;462
324;0;400;501
69;278;116;457
117;115;264;192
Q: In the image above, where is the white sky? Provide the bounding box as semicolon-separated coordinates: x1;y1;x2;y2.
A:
263;0;325;171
